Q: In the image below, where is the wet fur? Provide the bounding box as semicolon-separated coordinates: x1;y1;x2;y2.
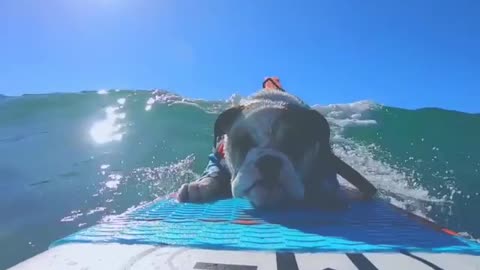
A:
179;90;345;207
226;92;341;207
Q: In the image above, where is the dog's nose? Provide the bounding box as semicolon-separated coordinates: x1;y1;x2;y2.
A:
256;155;282;184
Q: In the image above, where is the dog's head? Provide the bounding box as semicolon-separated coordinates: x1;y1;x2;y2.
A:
214;91;336;207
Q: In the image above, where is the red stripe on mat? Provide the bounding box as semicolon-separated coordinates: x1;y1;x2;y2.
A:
390;204;459;236
233;219;262;225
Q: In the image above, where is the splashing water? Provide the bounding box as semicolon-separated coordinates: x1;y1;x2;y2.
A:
315;101;443;209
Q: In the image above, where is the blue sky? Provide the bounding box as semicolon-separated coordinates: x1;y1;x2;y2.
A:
1;0;479;112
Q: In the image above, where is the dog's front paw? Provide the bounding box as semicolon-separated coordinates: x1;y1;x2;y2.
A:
177;177;224;203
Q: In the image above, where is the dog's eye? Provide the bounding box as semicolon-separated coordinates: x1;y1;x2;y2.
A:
280;128;312;159
237;133;255;149
234;133;256;163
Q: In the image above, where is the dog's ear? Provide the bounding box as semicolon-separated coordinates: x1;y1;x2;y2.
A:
280;107;331;150
305;109;330;147
300;109;377;198
286;108;330;148
213;106;244;147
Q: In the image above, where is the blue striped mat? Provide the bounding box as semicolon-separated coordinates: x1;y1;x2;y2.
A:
52;198;480;254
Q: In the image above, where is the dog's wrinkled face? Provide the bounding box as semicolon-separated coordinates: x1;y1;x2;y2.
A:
215;93;332;207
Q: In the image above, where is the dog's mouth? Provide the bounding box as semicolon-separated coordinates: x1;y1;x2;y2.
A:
244;178;286;195
243;181;259;195
230;148;305;207
241;177;294;208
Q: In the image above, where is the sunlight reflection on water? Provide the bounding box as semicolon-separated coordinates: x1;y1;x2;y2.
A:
90;106;126;144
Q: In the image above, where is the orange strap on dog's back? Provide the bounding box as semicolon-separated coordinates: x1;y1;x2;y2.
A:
263;77;285;92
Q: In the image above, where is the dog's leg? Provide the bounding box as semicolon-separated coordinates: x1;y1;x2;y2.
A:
177;174;231;203
333;155;377;199
305;173;348;209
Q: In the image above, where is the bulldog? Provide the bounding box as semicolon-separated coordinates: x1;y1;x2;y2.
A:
178;90;376;208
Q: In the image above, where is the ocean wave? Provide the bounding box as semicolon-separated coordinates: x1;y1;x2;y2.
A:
1;89;479;268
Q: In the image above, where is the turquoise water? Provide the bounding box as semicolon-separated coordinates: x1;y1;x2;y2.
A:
1;90;479;268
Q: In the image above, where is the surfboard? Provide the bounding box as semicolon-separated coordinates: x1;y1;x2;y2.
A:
10;195;480;269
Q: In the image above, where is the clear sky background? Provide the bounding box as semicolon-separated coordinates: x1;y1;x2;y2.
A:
1;0;479;112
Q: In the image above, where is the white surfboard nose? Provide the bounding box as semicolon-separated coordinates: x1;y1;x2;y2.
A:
10;243;480;270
